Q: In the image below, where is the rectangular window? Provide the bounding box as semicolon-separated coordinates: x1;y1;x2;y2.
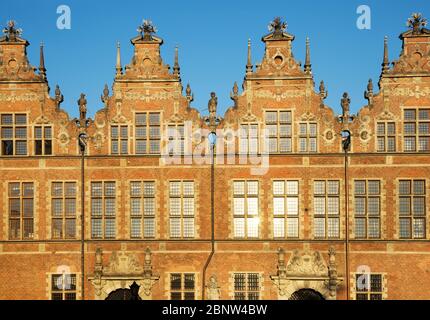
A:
313;180;340;239
170;273;195;300
240;124;259;154
234;273;260;300
299;122;317;153
403;108;430;152
233;181;259;239
169;181;195;239
9;182;34;240
91;181;116;239
355;273;384;300
265;111;292;153
354;180;381;239
35;126;52;155
399;180;426;239
377;122;395;152
111;125;128;154
130;181;156;239
135;112;161;154
51;274;77;300
1;114;27;156
52;182;77;239
167;124;185;155
273;180;299;238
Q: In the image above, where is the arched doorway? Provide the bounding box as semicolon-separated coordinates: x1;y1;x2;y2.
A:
289;289;325;301
105;281;142;300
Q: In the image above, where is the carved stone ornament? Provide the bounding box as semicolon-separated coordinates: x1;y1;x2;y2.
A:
241;103;258;122
0;92;40;102
392;86;430;98
206;275;221;300
301;111;316;122
89;248;160;300
270;248;343;300
323;129;335;145
254;89;305;101
376;109;396;121
34;115;51;124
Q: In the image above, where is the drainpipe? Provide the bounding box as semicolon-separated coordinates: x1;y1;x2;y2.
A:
342;130;351;300
202;136;216;300
78;131;88;300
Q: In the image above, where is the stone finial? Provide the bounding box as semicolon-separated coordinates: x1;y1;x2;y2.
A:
115;42;122;77
381;36;390;74
101;84;109;106
319;80;328;107
54;85;64;109
208;92;217;116
304;37;312;74
268;17;287;39
39;42;47;81
230;82;239;108
407;13;428;35
364;78;374;107
246;38;253;75
2;20;22;42
137;19;157;41
77;93;87;120
173;46;180;79
185;83;194;108
338;92;354;125
204;92;221;133
341;92;350;116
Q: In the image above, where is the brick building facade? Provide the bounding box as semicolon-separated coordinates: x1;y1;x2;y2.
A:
0;14;430;300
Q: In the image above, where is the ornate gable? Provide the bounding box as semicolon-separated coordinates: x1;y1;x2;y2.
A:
116;20;178;82
388;13;430;75
247;17;310;79
0;21;45;83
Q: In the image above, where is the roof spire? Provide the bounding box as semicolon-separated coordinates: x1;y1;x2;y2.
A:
382;36;390;74
39;42;47;81
246;38;253;75
304;37;312;74
173;45;180;79
116;41;122;77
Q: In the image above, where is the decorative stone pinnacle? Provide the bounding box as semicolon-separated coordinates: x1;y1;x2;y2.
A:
138;19;157;41
77;93;87;121
115;41;122;76
364;79;374;108
304;37;312;74
204;92;221;133
382;36;390;74
173;45;180;78
55;84;64;109
2;20;22;42
268;17;287;38
185;83;194;108
246;38;253;74
319;80;328;107
101;84;109;106
407;13;428;35
230;81;239;108
39;42;47;81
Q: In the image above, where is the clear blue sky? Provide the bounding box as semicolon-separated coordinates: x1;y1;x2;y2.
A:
2;0;430;118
